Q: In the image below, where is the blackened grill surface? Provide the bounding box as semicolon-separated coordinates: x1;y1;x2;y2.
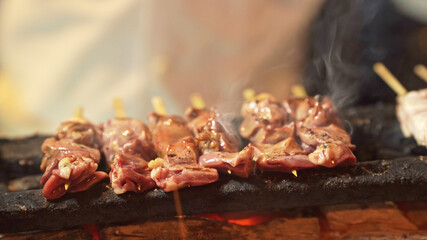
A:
1;157;426;233
338;103;424;160
0;135;48;180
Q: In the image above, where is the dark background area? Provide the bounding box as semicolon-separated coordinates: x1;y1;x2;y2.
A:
305;0;427;108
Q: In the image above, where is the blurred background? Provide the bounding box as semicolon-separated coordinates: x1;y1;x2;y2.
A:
0;0;426;136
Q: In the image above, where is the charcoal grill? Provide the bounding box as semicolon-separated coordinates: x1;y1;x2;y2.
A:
0;104;426;233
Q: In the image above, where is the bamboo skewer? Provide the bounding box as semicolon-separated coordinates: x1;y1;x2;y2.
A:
65;107;86;191
190;93;206;110
243;88;256;101
113;98;126;118
74;107;83;119
291;84;308;98
150;96;187;238
414;64;427;83
373;62;408;96
151;96;167;115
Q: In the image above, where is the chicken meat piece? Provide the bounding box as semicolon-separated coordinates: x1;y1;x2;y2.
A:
185;107;211;137
298;125;356;167
199;146;254;177
196;110;254;177
55;117;102;148
239;93;289;140
109;139;156;194
283;96;341;127
40;138;108;200
254;137;316;173
149;113;218;191
101;117;156;166
150;136;218;191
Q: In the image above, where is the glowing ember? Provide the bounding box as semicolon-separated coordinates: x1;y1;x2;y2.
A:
81;224;100;240
195;212;284;226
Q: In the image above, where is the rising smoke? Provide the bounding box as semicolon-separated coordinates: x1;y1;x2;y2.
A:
303;0;409;109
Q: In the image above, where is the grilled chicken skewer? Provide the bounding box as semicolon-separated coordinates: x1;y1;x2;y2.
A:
105;98;157;194
240;91;356;174
186;93;255;178
148;97;218;192
40;108;108;200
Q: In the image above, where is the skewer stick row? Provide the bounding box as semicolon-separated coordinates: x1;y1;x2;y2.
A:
151;96;167;115
414;64;427;83
113;98;127;118
291;84;308;98
243;88;256;101
150;96;186;235
373;62;407;96
74;107;83;119
190;93;206;110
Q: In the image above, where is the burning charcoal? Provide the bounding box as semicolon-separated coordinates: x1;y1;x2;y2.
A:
8;174;42;192
400;202;427;228
100;216;320;240
4;227;93;239
320;202;419;239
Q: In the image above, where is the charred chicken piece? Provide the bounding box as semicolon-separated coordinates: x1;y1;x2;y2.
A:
55;118;102;148
249;122;295;147
149;114;218;192
109;139;156;194
240;94;288;141
185;107;211;137
195;109;254;178
239;93;357;173
195;109;239;154
101;118;156;166
283;96;341;127
199;146;254;178
148;113;194;156
40;138;108;200
297;124;356;167
254;137;316;173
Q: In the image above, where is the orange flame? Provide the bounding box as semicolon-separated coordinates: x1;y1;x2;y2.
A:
195;212;284;226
